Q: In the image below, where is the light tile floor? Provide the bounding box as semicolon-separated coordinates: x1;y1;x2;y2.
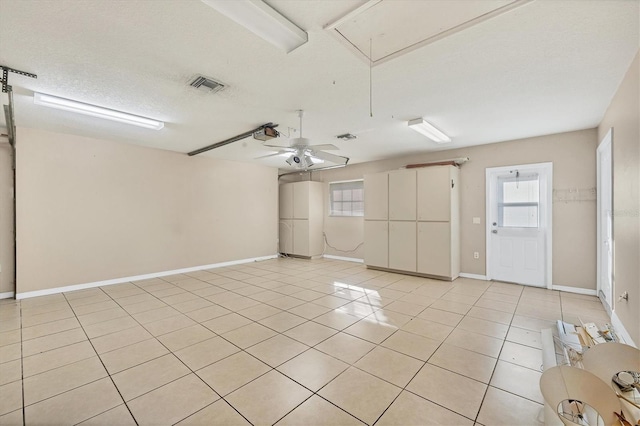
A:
0;258;611;425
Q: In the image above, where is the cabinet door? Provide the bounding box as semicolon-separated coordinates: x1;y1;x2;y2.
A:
364;172;388;220
417;222;451;277
279;219;293;254
389;221;416;272
364;220;388;268
389;170;416;221
279;183;293;219
293;219;310;256
293;182;309;219
417;166;452;222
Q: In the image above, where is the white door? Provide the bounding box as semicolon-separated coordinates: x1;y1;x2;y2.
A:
486;163;552;288
597;129;613;310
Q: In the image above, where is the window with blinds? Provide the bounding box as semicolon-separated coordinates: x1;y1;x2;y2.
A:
329;180;364;216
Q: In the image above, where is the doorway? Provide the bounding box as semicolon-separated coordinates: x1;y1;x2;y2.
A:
597;129;613;311
486;162;553;288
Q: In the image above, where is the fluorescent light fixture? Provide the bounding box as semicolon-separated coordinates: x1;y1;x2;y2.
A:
33;92;164;130
408;118;451;143
201;0;308;53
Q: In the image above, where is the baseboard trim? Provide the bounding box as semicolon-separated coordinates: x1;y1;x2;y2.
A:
323;255;364;263
459;273;489;281
16;255;279;300
551;285;597;296
0;291;15;299
611;310;637;348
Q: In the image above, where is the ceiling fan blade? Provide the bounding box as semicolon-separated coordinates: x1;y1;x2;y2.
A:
255;151;289;159
262;144;294;149
310;150;349;165
308;144;339;151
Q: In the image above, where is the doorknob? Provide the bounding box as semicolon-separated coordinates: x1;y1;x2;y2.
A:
492;230;498;234
492;222;497;226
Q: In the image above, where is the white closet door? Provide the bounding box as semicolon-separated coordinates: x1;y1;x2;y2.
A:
417;166;451;222
364;220;388;268
417;222;451;277
293;219;310;256
364;172;389;220
279;183;293;219
389;170;416;221
279;219;293;254
293;182;310;219
389;221;416;272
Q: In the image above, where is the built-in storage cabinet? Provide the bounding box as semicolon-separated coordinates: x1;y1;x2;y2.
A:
417;221;451;277
364;172;388;220
417;166;451;221
364;220;388;268
389;221;416;272
389;170;416;221
279;183;293;219
364;165;460;280
279;181;323;258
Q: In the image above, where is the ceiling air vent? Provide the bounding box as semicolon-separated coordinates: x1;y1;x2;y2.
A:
336;133;357;141
189;75;225;93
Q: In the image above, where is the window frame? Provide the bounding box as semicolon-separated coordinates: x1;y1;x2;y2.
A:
497;173;540;228
328;179;364;217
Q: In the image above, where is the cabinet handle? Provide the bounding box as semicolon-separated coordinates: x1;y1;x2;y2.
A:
451;179;454;189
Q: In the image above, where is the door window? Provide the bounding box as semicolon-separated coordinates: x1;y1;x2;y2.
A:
497;173;540;228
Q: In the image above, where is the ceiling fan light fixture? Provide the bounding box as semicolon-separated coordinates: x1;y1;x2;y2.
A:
309;154;324;164
408;118;450;143
33;92;164;130
200;0;307;53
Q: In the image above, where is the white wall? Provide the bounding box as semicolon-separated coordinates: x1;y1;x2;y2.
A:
597;51;639;345
286;128;597;290
16;127;278;295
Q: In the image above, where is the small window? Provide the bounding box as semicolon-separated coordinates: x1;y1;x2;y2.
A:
498;173;540;228
330;180;364;217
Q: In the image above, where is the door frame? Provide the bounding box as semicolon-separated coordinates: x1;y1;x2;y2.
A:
596;128;613;311
485;162;553;288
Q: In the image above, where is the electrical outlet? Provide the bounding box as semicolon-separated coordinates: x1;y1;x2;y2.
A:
473;252;479;259
472;217;481;224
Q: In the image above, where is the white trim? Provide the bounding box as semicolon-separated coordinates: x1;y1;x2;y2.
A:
459;273;489;281
0;291;15;299
596;128;613;310
323;254;364;263
16;255;278;300
327;179;364;185
551;285;597;296
486;162;553;289
611;310;637;347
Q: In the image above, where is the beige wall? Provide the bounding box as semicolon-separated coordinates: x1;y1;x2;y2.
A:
0;142;15;295
294;128;597;290
16;127;278;295
598;51;639;345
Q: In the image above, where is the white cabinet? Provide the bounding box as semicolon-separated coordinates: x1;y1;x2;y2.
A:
418;222;451;277
364;165;460;280
279;183;293;219
364;172;389;220
279;181;323;258
279;220;293;254
364;220;388;268
389;221;416;272
389;170;416;221
417;166;451;221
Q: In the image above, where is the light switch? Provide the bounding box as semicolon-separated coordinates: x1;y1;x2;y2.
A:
472;217;481;224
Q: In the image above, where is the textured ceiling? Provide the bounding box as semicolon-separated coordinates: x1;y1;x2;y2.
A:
0;0;638;170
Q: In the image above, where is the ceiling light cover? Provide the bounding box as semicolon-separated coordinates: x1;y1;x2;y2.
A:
33;93;164;130
408;118;451;143
201;0;308;53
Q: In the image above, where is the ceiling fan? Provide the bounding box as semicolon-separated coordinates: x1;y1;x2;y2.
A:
256;110;349;169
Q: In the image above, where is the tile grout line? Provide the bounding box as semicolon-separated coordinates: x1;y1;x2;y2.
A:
60;289;141;426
